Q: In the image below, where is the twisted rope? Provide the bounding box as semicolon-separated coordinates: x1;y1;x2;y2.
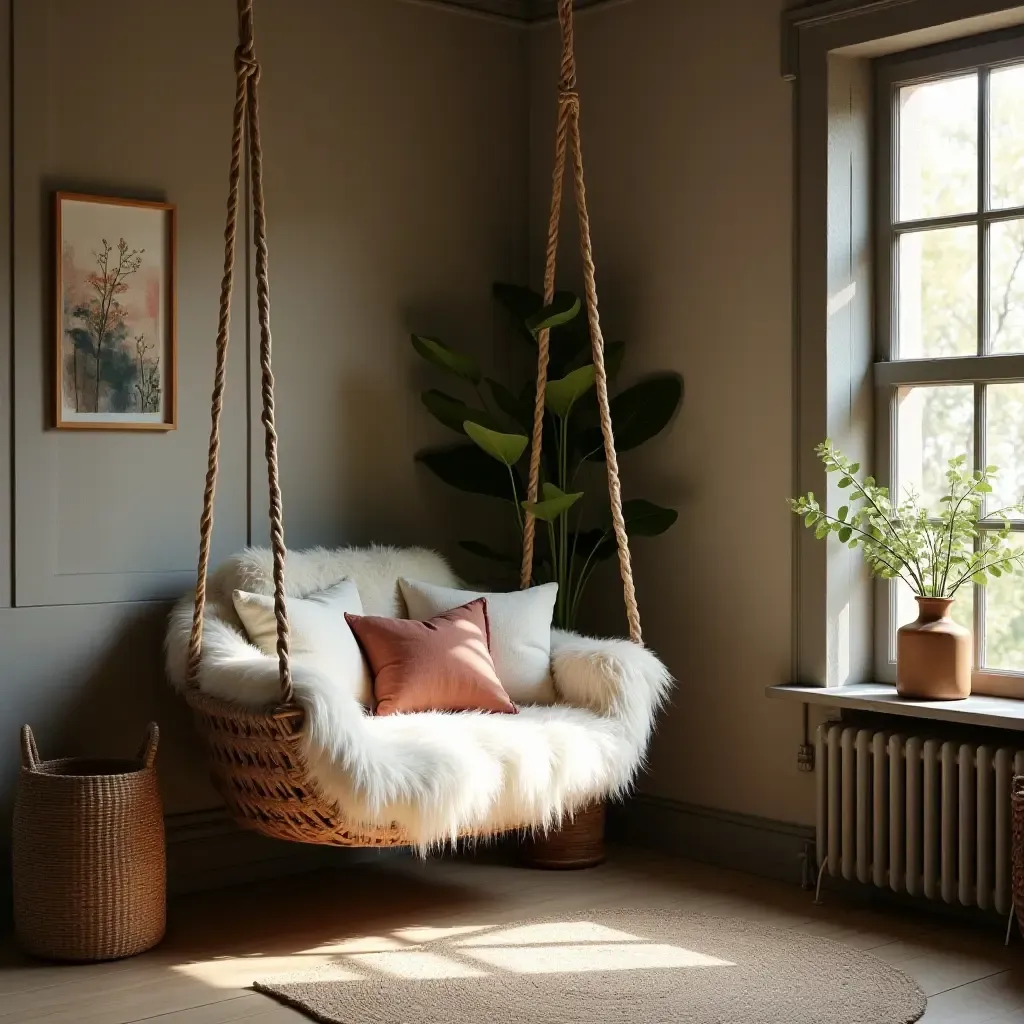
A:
520;0;641;645
187;0;293;702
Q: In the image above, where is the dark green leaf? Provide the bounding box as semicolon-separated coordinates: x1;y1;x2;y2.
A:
838;527;852;543
583;374;683;460
411;335;482;384
421;390;501;435
416;444;520;501
487;378;531;428
604;341;626;381
838;506;849;522
492;282;543;343
526;292;582;335
622;499;678;537
546;364;596;418
459;540;520;566
571;528;614;562
464;422;529;466
838;477;852;488
523;482;584;522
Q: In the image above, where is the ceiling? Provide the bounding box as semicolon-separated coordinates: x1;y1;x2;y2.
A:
434;0;609;22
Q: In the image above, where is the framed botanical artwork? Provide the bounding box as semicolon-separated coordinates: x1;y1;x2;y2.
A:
55;192;177;430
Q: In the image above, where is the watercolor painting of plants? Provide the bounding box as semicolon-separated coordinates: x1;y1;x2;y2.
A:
56;193;176;430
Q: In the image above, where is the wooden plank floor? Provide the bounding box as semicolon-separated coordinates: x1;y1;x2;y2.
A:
2;846;1023;1022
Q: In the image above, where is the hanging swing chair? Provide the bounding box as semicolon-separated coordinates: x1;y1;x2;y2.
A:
166;0;672;852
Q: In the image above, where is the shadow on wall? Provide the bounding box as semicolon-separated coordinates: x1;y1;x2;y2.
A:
0;603;217;846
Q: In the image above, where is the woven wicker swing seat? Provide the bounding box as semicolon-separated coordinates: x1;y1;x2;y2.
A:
171;0;669;851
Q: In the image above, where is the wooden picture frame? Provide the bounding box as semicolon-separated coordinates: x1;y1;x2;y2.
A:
55;192;177;431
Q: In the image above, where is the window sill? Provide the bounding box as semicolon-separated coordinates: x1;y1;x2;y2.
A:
767;682;1024;731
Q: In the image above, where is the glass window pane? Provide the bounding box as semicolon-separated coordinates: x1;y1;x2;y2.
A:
897;226;977;359
982;570;1024;672
986;383;1024;520
898;74;978;221
989;220;1024;353
989;63;1024;210
894;578;973;655
896;385;974;513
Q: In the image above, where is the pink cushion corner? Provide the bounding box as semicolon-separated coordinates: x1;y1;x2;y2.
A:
345;597;518;717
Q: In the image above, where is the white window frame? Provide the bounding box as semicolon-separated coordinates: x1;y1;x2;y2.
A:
874;31;1024;697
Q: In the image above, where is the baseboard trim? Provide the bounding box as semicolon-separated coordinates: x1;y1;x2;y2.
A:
165;808;399;894
609;794;816;885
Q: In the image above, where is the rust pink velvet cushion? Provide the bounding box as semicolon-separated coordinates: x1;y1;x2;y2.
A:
344;597;518;717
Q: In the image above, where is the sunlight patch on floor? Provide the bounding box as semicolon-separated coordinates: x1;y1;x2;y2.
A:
462;942;735;974
392;925;493;943
348;950;489;980
297;935;413;955
171;920;735;988
173;954;350;988
456;922;643;947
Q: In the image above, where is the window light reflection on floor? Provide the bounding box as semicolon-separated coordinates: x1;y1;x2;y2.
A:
171;920;737;987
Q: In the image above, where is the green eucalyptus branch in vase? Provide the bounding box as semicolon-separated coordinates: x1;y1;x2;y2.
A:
411;283;683;632
791;440;1024;700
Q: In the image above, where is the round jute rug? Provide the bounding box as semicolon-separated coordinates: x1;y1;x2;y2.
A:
253;908;926;1024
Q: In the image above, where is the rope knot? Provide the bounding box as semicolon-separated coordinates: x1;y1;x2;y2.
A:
235;45;260;79
558;88;580;110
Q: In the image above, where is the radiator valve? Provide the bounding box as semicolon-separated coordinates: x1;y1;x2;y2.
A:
797;744;815;772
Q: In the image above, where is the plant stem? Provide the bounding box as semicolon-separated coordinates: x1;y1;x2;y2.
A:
939;476;984;594
812;511;920;590
949;552;1024;595
559;415;570;627
508;467;524;536
570;532;607;626
830;450;926;592
547;519;560;620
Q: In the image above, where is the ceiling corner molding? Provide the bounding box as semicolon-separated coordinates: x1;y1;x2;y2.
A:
527;0;616;20
781;0;917;79
781;0;1024;80
424;0;616;23
422;0;530;22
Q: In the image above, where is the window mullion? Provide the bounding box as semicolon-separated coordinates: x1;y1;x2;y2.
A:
980;66;991;356
976;67;989;672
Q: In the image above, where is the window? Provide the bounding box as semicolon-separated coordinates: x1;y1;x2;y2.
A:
876;34;1024;696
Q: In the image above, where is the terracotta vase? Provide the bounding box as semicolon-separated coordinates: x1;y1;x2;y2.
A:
896;596;971;701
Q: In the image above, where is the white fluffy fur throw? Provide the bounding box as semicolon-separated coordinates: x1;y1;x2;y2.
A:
165;545;673;848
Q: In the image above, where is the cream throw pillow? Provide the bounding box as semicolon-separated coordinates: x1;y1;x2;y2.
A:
232;579;372;707
398;578;558;705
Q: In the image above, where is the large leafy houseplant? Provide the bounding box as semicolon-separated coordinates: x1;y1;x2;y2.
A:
413;282;683;631
791;440;1024;597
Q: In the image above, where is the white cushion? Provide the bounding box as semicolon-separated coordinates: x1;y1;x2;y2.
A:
232;580;372;707
398;578;558;705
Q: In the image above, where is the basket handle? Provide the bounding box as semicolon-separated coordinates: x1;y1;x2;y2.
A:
20;725;40;769
137;722;159;769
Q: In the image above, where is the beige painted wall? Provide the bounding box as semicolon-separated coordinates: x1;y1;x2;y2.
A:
528;0;812;825
1;0;811;849
0;0;527;840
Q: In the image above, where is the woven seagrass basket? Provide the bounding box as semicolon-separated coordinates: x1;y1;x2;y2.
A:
520;802;606;869
13;723;166;961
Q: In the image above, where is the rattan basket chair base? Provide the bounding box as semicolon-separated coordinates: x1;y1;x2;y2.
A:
186;689;408;847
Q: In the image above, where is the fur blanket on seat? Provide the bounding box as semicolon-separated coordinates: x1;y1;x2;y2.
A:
165;545;673;848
